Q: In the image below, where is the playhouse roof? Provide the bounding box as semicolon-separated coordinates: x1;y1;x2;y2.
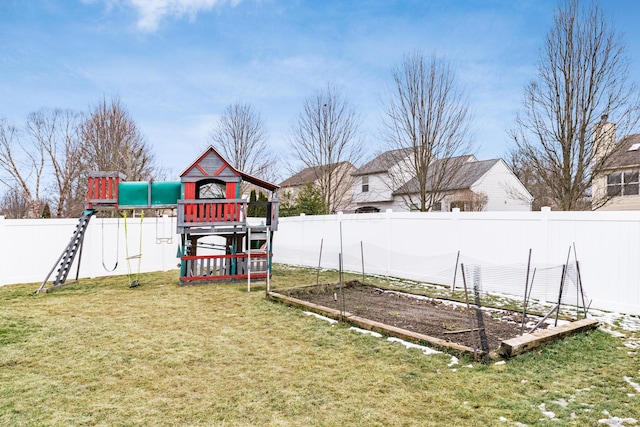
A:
180;146;279;191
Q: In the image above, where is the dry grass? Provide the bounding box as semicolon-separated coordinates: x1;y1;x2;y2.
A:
0;265;638;426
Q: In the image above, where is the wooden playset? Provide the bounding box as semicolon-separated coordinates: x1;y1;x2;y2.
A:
38;147;279;293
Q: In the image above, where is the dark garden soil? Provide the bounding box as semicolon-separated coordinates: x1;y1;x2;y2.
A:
280;281;546;351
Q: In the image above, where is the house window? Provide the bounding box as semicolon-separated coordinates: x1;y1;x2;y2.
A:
624;171;639;195
607;172;639;197
362;176;369;192
450;201;468;211
433;202;442;211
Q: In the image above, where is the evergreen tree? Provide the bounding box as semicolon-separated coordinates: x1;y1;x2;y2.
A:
296;183;326;215
247;189;258;217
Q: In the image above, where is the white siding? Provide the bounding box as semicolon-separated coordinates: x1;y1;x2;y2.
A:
472;160;532;211
351;173;394;205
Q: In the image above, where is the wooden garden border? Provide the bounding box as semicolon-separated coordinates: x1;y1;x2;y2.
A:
267;286;600;360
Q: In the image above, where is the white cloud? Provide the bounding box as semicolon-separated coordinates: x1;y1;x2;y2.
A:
124;0;242;32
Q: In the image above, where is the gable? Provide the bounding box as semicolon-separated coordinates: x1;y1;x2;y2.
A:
180;147;240;183
280;161;355;187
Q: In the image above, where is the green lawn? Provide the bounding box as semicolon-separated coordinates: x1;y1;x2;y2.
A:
1;265;638;426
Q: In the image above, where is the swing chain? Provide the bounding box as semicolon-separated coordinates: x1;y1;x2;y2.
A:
101;213;120;272
123;211;144;288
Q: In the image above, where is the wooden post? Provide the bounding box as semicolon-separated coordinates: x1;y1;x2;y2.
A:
266;227;271;294
247;227;251;293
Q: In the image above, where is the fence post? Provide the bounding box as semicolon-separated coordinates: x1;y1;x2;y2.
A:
540;206;551;266
299;213;306;267
0;216;5;286
386;209;393;276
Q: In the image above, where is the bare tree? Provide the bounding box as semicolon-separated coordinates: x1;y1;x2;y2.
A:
27;109;87;217
510;0;640;210
506;148;556;211
0;118;46;218
209;102;277;185
382;51;473;212
450;190;488;212
81;96;155;181
289;84;364;213
0;186;32;218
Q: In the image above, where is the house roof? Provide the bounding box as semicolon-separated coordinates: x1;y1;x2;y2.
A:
352;148;414;176
393;158;499;195
602;134;640;170
180;146;279;191
279;161;353;187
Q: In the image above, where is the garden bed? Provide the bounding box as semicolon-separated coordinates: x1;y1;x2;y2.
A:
268;281;599;359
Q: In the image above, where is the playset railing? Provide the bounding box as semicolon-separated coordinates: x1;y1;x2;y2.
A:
87;172;126;209
180;252;271;283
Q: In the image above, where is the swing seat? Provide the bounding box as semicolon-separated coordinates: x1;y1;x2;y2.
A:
126;254;142;260
129;280;140;288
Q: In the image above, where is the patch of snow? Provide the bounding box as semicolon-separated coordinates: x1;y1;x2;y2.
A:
550;398;569;408
387;337;441;355
589;310;640;333
494;360;506;366
539;403;556;418
598;416;638;426
624;338;640;350
349;327;382;338
448;356;459;367
624;377;640;393
600;327;627;338
303;311;337;324
499;416;508;422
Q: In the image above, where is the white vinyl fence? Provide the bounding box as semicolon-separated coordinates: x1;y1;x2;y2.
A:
273;208;640;316
0;215;180;288
1;209;639;315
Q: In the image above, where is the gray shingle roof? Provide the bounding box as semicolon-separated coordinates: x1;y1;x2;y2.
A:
602;134;640;170
393;158;499;195
279;161;353;187
352;148;414;176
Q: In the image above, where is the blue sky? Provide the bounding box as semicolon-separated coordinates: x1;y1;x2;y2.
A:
2;0;640;180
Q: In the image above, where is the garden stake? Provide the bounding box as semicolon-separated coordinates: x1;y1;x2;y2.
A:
521;269;536;335
573;242;588;318
460;263;470;310
360;241;365;283
520;248;532;335
530;304;559;333
316;238;323;286
451;250;460;295
473;281;490;364
554;264;567;327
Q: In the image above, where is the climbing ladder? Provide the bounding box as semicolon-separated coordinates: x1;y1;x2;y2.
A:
37;209;95;293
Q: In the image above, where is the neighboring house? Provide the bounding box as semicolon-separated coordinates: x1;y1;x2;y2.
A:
351;149;533;212
279;161;356;213
592;133;640;211
350;148;413;212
